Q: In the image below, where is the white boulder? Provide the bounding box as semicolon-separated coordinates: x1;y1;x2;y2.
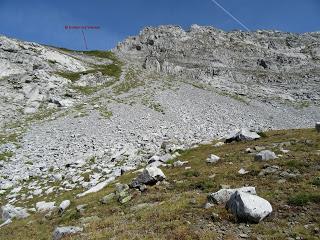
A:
206;154;220;164
226;129;261;143
255;150;277;161
35;201;56;212
226;191;272;223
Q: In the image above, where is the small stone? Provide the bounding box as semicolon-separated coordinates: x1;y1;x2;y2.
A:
173;160;188;167
206;154;220;164
204;202;214;209
245;148;254;153
239;233;249;238
238;168;249;175
45;187;55;195
53;174;63;181
33;189;43;196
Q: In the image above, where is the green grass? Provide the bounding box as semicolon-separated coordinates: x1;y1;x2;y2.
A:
0;132;20;145
288;193;320;206
81;50;120;63
0;151;14;161
56;71;82;82
98;107;113;119
25;108;57;123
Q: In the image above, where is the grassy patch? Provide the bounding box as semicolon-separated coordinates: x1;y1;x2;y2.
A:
98;107;113;119
113;68;144;94
0;132;20;145
141;97;165;114
81;50;119;63
0;151;14;161
288;193;320;206
25;108;57;123
56;71;81;82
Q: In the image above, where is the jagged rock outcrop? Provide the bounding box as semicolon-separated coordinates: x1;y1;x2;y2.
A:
116;25;320;104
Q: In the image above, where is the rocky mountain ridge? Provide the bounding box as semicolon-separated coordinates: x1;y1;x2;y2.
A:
117;24;320;104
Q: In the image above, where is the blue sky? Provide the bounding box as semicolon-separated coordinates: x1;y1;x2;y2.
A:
0;0;320;50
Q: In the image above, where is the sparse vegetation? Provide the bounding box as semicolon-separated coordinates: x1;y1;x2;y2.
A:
113;68;144;94
0;132;20;145
98;107;113;119
1;128;320;239
288;193;320;206
311;177;320;186
0;151;14;161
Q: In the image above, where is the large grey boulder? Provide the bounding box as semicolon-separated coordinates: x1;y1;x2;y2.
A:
52;226;83;240
1;204;30;221
208;187;256;205
316;122;320;133
226;191;272;223
130;167;166;188
255;150;277;161
225;129;261;143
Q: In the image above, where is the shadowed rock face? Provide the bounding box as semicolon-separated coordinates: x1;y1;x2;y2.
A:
116;24;320;104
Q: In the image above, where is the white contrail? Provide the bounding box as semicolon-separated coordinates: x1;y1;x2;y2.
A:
210;0;250;31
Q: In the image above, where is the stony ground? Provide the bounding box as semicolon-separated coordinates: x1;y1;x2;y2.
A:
0;25;320;239
0;128;319;239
